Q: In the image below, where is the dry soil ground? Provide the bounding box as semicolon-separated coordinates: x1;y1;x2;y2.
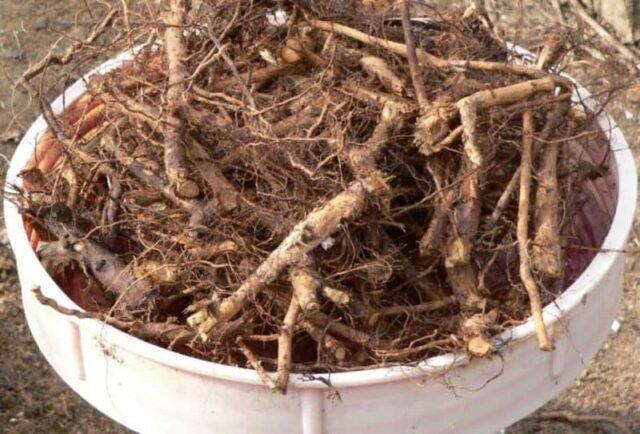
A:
0;1;638;433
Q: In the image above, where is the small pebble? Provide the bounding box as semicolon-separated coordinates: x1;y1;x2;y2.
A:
0;48;24;60
611;319;622;333
34;17;49;31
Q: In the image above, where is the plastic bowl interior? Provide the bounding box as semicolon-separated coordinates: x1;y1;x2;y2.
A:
3;44;637;390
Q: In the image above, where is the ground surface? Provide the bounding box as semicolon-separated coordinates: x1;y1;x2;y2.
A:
0;1;638;433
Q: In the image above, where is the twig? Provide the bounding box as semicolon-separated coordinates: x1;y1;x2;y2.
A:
307;17;545;77
488;37;569;226
536;33;565;70
373;338;454;359
206;31;257;110
488;167;520;225
399;0;430;110
568;0;638;64
377;296;457;317
564;244;640;254
550;0;567;25
236;338;278;390
32;285;127;326
18;9;118;85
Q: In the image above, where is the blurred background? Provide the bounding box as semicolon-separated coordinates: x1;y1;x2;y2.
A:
0;1;638;432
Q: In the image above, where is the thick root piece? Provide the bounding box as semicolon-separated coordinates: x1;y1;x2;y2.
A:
190;240;239;260
201;64;297;93
301;321;348;361
461;310;498;357
348;100;404;179
275;294;301;393
444;237;484;308
360;55;405;95
187;175;388;340
489;98;569;226
164;0;199;198
79;239;156;311
399;0;430;110
443;102;484;306
237;338;278;390
536;33;565;70
309;311;372;345
35;203;155;312
532;102;571;280
321;286;350;306
100;130;203;220
415;103;457;156
419;153;456;259
458;77;567;113
341;81;411;112
518;111;554;351
291;265;321;315
419;188;455;258
186;135;238;213
532;170;563;279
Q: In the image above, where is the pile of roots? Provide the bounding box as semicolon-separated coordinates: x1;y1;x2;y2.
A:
12;0;614;393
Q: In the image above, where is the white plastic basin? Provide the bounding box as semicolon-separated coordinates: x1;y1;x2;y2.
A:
3;47;637;434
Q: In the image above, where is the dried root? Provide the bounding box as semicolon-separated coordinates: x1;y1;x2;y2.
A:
275;293;301;393
518;111;553;351
13;2;612;390
163;0;199;198
187;175;388;339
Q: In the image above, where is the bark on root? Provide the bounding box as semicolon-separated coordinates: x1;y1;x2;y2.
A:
291;265;321;315
532;101;571;280
275;293;301;393
518;110;554;351
164;0;200;198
